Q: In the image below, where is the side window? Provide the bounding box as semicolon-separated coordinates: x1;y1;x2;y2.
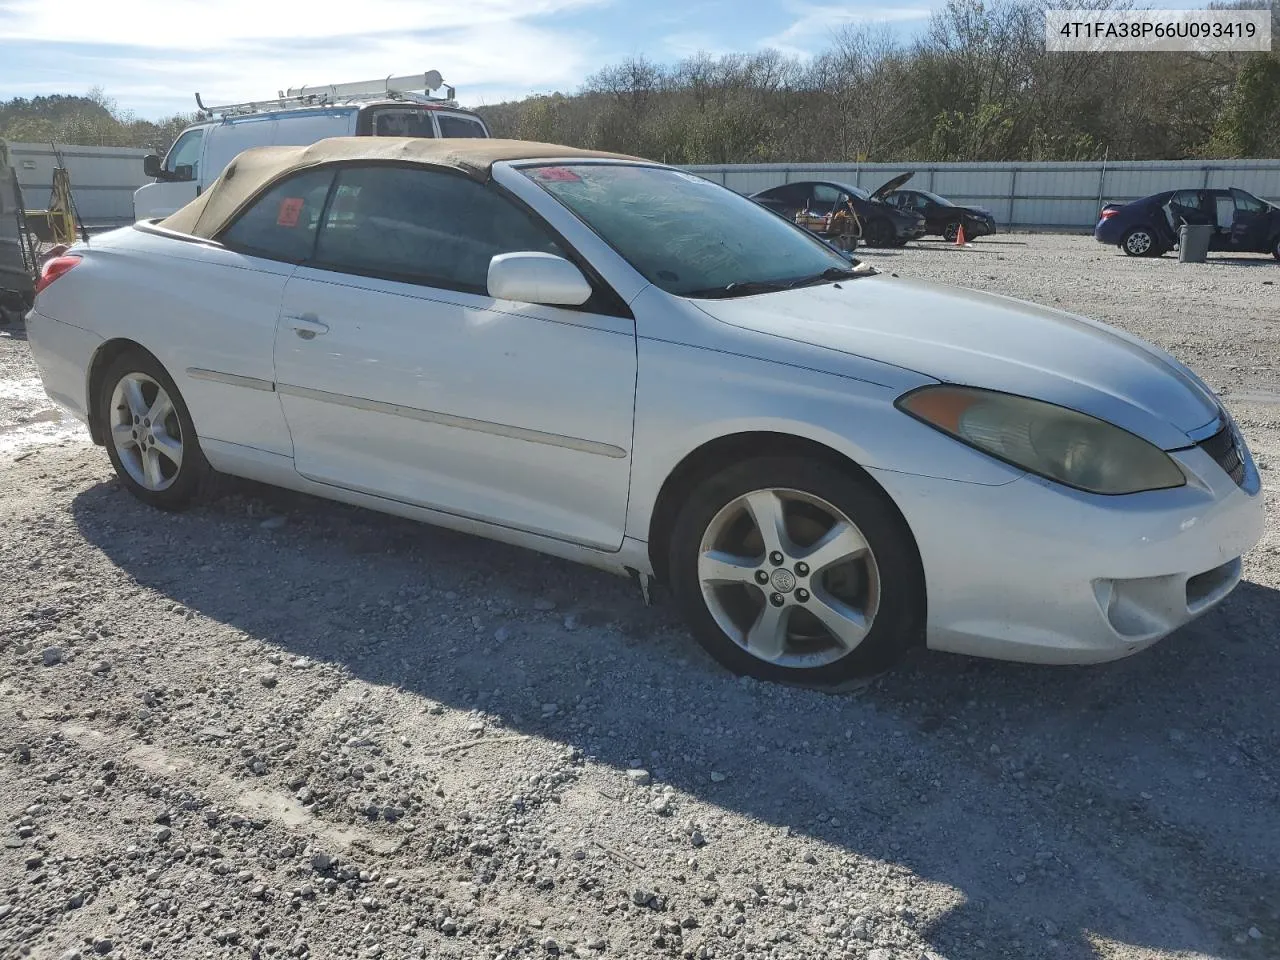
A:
164;129;205;179
219;168;335;262
371;109;437;138
757;184;798;205
812;184;842;205
1233;189;1268;214
437;115;487;138
313;165;566;293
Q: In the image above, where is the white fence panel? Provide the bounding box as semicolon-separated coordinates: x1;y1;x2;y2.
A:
9;142;151;228
686;159;1280;229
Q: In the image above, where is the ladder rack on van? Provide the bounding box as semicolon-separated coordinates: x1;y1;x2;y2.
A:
194;72;458;119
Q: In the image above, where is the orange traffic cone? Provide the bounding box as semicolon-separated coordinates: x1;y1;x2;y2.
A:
955;223;967;246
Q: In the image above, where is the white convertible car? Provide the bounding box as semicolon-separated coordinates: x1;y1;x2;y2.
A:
26;139;1264;685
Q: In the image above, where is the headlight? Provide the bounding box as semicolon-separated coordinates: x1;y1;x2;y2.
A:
898;385;1185;495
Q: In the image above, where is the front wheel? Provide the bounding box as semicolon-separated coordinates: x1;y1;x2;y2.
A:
96;349;208;510
1272;235;1280;262
864;219;894;247
668;456;925;687
943;221;963;242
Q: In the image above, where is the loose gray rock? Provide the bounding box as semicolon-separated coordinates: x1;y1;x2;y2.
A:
41;646;64;666
626;769;651;786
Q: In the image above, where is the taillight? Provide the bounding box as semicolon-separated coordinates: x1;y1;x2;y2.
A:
1100;208;1118;220
35;255;81;295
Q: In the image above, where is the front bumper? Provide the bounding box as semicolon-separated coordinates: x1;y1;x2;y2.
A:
897;222;927;241
870;442;1265;664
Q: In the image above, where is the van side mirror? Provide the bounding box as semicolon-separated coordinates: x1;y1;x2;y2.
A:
487;252;592;306
143;155;162;179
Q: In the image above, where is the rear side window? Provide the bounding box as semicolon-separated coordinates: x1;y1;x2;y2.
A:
369;109;437;138
1233;189;1269;214
219;168;335;262
437;114;487;138
312;164;564;292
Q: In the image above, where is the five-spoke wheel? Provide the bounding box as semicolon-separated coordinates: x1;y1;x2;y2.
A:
97;349;206;509
697;488;880;669
670;456;924;686
109;372;184;492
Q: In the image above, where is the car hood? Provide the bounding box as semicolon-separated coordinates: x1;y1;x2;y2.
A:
961;205;994;219
691;276;1220;450
868;171;914;201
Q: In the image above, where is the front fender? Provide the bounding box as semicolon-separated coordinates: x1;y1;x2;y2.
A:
625;337;1021;544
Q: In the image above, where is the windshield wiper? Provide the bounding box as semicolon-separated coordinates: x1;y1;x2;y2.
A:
684;279;794;299
685;266;866;300
784;266;863;289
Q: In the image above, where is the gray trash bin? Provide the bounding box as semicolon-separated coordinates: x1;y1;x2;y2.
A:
1178;224;1212;263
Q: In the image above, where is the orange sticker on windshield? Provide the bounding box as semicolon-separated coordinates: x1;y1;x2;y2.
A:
277;197;304;227
533;166;581;182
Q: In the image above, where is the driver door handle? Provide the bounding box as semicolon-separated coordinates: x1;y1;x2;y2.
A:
285;314;328;340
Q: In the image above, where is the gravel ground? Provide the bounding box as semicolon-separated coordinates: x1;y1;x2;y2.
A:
1;233;1277;960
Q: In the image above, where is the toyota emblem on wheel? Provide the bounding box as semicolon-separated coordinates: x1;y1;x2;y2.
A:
770;568;797;593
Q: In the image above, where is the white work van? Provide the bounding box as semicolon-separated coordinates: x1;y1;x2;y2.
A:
134;72;489;220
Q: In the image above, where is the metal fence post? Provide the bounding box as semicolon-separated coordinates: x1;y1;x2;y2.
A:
1009;168;1019;229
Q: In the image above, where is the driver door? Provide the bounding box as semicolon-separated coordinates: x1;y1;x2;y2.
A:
272;163;638;551
1228;189;1274;253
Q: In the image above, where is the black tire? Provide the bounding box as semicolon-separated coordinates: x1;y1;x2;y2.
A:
96;349;208;510
943;221;962;243
1271;235;1280;262
1121;227;1159;257
864;219;894;247
668;456;925;687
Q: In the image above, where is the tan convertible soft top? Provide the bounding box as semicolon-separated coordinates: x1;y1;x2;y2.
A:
159;137;640;239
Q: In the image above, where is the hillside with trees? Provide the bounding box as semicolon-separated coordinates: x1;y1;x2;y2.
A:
0;90;191;153
3;0;1277;163
477;0;1280;163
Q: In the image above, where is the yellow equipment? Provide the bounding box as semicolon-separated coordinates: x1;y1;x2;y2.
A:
47;165;78;246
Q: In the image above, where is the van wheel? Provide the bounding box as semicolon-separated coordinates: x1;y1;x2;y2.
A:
668;456;925;687
97;350;208;510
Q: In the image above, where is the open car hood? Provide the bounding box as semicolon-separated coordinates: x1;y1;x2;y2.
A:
868;171;914;201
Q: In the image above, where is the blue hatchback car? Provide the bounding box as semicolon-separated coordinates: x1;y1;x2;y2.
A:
1095;187;1280;260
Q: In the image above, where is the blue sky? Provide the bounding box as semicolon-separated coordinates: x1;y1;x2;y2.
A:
0;0;1221;119
0;0;939;118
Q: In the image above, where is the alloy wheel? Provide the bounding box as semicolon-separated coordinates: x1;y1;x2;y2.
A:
697;487;881;669
1125;230;1153;255
109;373;184;492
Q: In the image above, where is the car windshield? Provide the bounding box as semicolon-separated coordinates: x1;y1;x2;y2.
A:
916;190;954;206
829;182;872;201
523;164;858;297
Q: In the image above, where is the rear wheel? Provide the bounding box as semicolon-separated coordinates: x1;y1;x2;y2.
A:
1122;228;1158;257
1272;235;1280;262
668;456;925;687
96;350;207;510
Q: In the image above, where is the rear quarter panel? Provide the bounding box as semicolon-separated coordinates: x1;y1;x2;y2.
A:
34;228;297;456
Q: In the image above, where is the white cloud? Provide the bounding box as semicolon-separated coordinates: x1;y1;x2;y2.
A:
0;0;608;113
762;1;932;57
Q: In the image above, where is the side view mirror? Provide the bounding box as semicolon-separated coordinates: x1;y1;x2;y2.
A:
173;164;194;182
487;252;592;306
143;155;162;179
